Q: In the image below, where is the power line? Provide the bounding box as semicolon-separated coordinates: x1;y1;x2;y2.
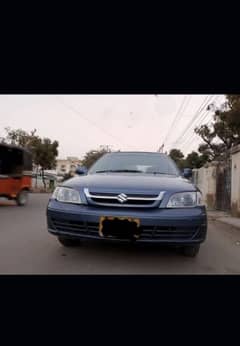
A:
156;95;192;152
180;95;221;152
182;136;200;154
181;127;203;152
179;109;211;150
56;96;139;150
182;112;212;152
172;95;215;148
181;133;199;152
174;95;213;146
167;95;221;153
162;95;190;146
181;95;221;149
180;108;214;151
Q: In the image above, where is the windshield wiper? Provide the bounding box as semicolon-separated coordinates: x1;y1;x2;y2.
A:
95;169;143;173
146;172;175;175
95;170;115;173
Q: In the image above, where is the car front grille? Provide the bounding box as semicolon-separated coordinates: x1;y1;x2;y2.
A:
50;217;200;241
90;198;155;205
51;218;99;236
140;226;200;240
89;192;159;198
84;188;165;208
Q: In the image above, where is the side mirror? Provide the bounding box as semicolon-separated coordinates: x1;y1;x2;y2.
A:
183;168;192;179
75;166;88;175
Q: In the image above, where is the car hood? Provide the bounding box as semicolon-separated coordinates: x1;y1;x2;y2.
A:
62;173;196;194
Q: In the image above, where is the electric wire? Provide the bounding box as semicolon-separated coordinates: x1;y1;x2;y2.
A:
171;95;215;149
56;96;139;150
162;95;191;147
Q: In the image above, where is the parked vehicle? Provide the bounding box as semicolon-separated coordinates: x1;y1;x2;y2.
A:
47;152;207;257
0;143;32;205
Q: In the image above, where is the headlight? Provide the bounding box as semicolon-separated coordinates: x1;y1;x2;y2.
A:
167;192;203;208
52;187;82;204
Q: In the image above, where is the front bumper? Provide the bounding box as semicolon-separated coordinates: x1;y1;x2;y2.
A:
47;199;207;245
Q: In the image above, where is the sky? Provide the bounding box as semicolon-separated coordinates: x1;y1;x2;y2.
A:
0;95;226;159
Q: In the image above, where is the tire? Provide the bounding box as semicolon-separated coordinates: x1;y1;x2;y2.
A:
182;244;200;257
58;236;81;247
16;190;28;206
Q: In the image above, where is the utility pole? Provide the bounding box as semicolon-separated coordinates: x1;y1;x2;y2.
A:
157;144;164;153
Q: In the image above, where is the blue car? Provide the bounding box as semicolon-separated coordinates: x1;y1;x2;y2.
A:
47;152;207;257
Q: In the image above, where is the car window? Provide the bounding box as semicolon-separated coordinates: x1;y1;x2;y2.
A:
89;153;180;175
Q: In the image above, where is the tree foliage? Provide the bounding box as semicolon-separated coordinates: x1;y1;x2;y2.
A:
169;149;185;170
184;151;209;169
33;138;59;170
169;148;208;169
195;95;240;160
81;146;111;169
4;127;38;147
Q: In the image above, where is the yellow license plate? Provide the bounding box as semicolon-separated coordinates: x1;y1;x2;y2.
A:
99;216;140;238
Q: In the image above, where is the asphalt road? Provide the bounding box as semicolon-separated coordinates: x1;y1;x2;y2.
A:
1;193;240;274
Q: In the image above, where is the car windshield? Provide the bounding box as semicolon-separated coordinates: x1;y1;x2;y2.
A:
88;152;180;176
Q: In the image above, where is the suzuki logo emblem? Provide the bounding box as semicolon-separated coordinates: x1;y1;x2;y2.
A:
117;193;128;203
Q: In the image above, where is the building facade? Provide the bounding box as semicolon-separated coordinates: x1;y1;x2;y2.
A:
56;157;82;176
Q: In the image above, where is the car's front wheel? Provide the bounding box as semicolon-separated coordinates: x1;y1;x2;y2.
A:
58;236;81;247
182;244;200;257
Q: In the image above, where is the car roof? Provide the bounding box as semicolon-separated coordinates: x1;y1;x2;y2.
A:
107;151;168;155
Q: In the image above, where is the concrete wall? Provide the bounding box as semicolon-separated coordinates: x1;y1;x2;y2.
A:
231;145;240;216
192;146;240;216
192;163;217;209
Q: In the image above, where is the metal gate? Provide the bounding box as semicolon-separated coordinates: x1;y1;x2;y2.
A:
216;159;231;211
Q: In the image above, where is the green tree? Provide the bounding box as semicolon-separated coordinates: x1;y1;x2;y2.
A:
195;95;240;160
169;148;185;170
81;146;111;169
4;127;38;147
169;148;208;170
33;138;59;189
184;151;209;169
